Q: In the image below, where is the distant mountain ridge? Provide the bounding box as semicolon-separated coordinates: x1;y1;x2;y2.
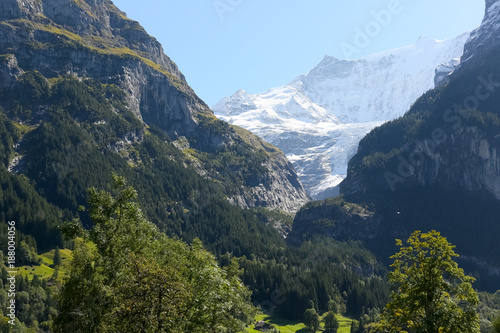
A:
214;33;469;199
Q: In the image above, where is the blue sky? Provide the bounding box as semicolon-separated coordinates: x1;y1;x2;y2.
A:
112;0;485;106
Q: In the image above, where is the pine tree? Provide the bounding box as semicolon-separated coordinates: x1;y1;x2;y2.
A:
350;320;359;333
53;247;61;266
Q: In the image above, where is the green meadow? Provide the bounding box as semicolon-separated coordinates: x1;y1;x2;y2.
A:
17;248;72;282
245;312;352;333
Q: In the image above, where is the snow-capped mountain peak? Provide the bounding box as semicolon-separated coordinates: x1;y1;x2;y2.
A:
214;84;339;126
289;32;470;124
213;89;256;117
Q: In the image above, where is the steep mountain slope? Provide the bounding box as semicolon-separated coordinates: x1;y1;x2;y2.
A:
0;0;309;214
214;34;469;199
0;0;316;268
340;0;500;219
294;0;500;290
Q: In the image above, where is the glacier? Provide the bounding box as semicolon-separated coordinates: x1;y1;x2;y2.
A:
213;33;470;199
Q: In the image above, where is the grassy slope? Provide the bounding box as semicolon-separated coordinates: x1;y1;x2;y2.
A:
17;249;72;282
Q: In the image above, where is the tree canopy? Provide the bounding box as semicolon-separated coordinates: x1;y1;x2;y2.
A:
54;174;254;332
324;310;340;333
303;307;321;332
377;230;480;333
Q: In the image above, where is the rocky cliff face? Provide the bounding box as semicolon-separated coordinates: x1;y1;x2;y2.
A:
229;150;310;213
341;122;500;202
0;0;199;137
0;53;23;84
0;0;309;213
411;126;500;199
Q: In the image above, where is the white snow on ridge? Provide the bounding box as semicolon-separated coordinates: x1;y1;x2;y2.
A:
214;85;340;125
291;34;470;124
213;33;469;200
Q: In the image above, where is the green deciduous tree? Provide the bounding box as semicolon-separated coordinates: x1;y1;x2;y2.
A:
492;315;500;333
303;307;320;332
328;299;339;314
324;310;340;333
54;174;253;332
108;253;188;332
377;230;480;333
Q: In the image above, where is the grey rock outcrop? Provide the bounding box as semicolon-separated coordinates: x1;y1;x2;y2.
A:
290;200;380;242
229;152;309;213
462;0;500;66
0;54;23;86
434;57;461;86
